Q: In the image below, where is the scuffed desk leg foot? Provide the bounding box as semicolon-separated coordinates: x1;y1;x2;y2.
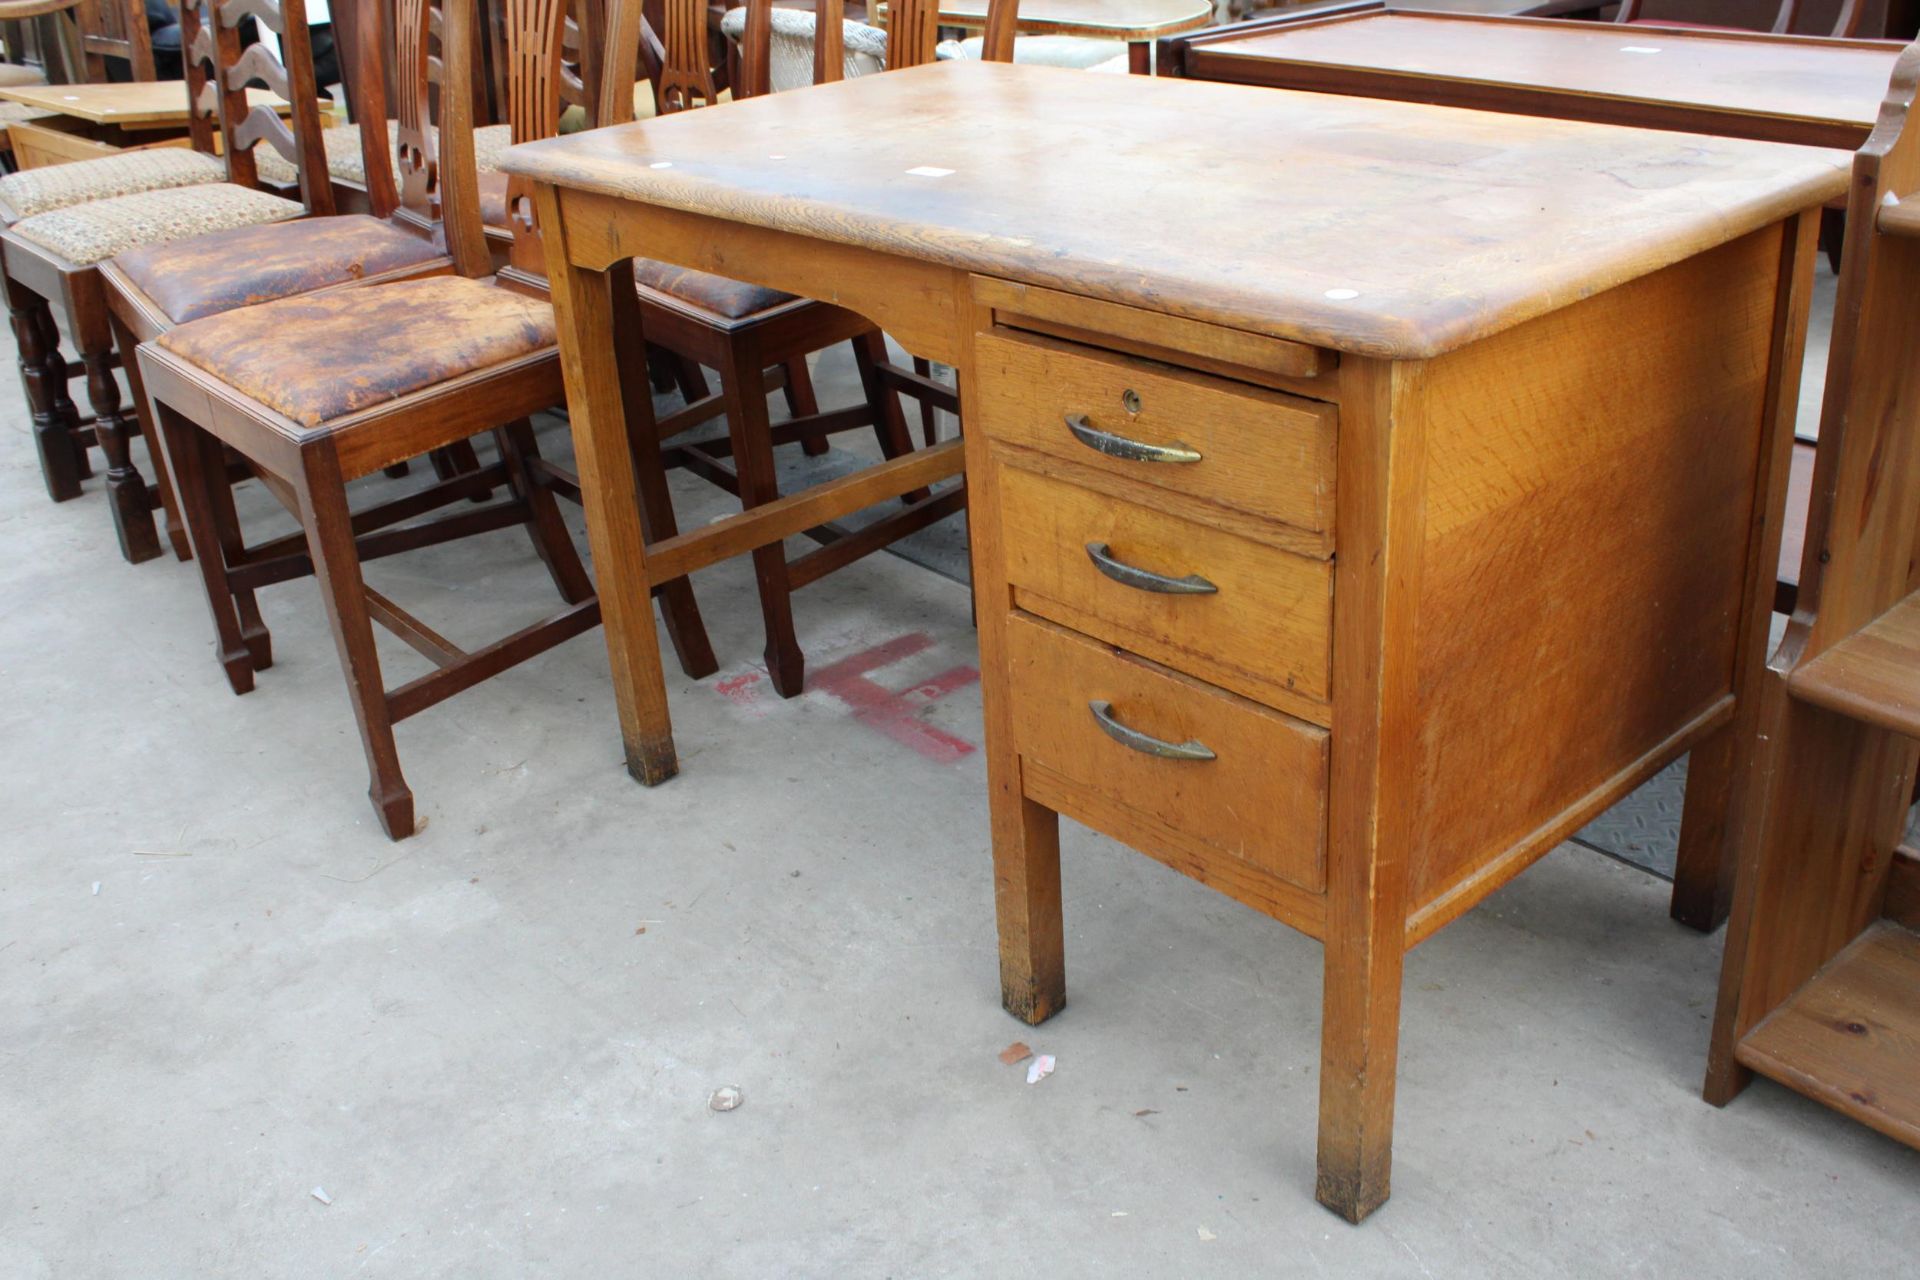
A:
995;794;1066;1024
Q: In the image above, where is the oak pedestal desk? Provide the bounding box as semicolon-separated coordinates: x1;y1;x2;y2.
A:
502;62;1851;1222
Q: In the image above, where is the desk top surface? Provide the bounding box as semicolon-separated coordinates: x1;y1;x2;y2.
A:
504;62;1850;359
1194;12;1905;133
0;81;287;124
917;0;1213;38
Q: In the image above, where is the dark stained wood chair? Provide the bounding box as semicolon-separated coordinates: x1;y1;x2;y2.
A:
595;0;1002;697
130;0;657;838
98;0;473;561
1705;39;1920;1151
0;0;319;562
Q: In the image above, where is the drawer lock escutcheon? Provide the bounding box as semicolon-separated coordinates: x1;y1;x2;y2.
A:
1064;413;1202;465
1087;700;1217;761
1084;542;1217;595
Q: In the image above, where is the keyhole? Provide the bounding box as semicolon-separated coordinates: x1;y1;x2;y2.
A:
1121;389;1143;415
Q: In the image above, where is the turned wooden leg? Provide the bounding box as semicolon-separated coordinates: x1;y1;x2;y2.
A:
780;355;829;457
994;792;1066;1023
717;340;805;697
154;403;256;695
851;331;928;503
7;277;83;501
83;342;162;563
496;418;594;605
38;306;89;479
295;442;414;839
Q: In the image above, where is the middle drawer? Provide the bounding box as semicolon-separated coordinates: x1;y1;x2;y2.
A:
999;460;1333;716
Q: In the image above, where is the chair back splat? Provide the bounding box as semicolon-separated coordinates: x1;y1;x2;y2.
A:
210;0;334;213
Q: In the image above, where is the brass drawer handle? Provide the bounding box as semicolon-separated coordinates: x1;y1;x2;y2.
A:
1085;542;1217;595
1088;700;1216;761
1065;414;1202;465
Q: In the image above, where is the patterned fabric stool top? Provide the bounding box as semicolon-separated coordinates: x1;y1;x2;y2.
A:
10;182;302;266
0;147;228;221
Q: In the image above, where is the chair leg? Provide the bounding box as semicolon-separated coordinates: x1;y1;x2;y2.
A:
851;331;928;503
110;311;191;561
82;339;162;564
781;355;829;457
670;354;710;408
6;276;83;501
293;443;414;840
496;418;593;605
152;402;256;695
38;307;90;480
718;342;805;697
428;438;492;501
201;441;273;672
912;355;939;445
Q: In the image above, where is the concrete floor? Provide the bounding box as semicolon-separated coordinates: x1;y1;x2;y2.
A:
3;321;1917;1278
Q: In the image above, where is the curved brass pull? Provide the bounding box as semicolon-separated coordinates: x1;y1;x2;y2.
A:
1088;700;1216;761
1085;542;1217;595
1065;414;1202;465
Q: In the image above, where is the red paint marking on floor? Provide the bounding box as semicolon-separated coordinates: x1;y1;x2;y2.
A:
810;632;979;763
712;669;766;712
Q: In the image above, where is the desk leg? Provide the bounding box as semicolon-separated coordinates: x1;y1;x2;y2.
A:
1128;40;1150;74
539;184;680;785
1672;211;1818;933
1317;356;1422;1224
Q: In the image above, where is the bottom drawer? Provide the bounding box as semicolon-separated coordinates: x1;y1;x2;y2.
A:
1005;612;1328;894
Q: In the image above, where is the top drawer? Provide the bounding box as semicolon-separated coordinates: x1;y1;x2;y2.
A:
974;328;1337;548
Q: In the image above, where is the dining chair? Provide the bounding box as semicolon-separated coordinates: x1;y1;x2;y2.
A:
130;0;646;838
603;0;999;698
1611;0;1864;36
1703;38;1920;1149
97;0;497;554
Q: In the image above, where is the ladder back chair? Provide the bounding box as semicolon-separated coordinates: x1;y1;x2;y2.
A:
1611;0;1865;36
98;0;471;548
130;0;668;838
591;0;993;700
1704;41;1920;1150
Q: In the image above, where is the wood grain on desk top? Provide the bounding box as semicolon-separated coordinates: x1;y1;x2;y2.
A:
503;61;1849;359
1203;13;1903;131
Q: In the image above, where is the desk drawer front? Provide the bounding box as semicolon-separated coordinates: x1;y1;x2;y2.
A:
975;329;1337;547
1007;612;1328;893
1000;461;1332;710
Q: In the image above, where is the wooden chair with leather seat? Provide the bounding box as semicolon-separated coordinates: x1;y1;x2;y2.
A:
98;0;490;566
0;0;320;562
575;0;995;699
131;0;685;838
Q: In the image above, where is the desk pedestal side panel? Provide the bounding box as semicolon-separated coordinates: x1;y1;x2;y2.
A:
1405;224;1787;931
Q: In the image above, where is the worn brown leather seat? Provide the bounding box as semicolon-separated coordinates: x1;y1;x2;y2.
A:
115;214;447;324
155;274;556;427
633;257;796;321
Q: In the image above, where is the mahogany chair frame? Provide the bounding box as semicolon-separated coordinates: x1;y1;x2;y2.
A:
1612;0;1866;36
1704;40;1920;1151
607;0;1007;697
133;0;653;838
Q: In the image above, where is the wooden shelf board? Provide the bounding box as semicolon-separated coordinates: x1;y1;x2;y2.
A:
1735;921;1920;1149
1789;590;1920;737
